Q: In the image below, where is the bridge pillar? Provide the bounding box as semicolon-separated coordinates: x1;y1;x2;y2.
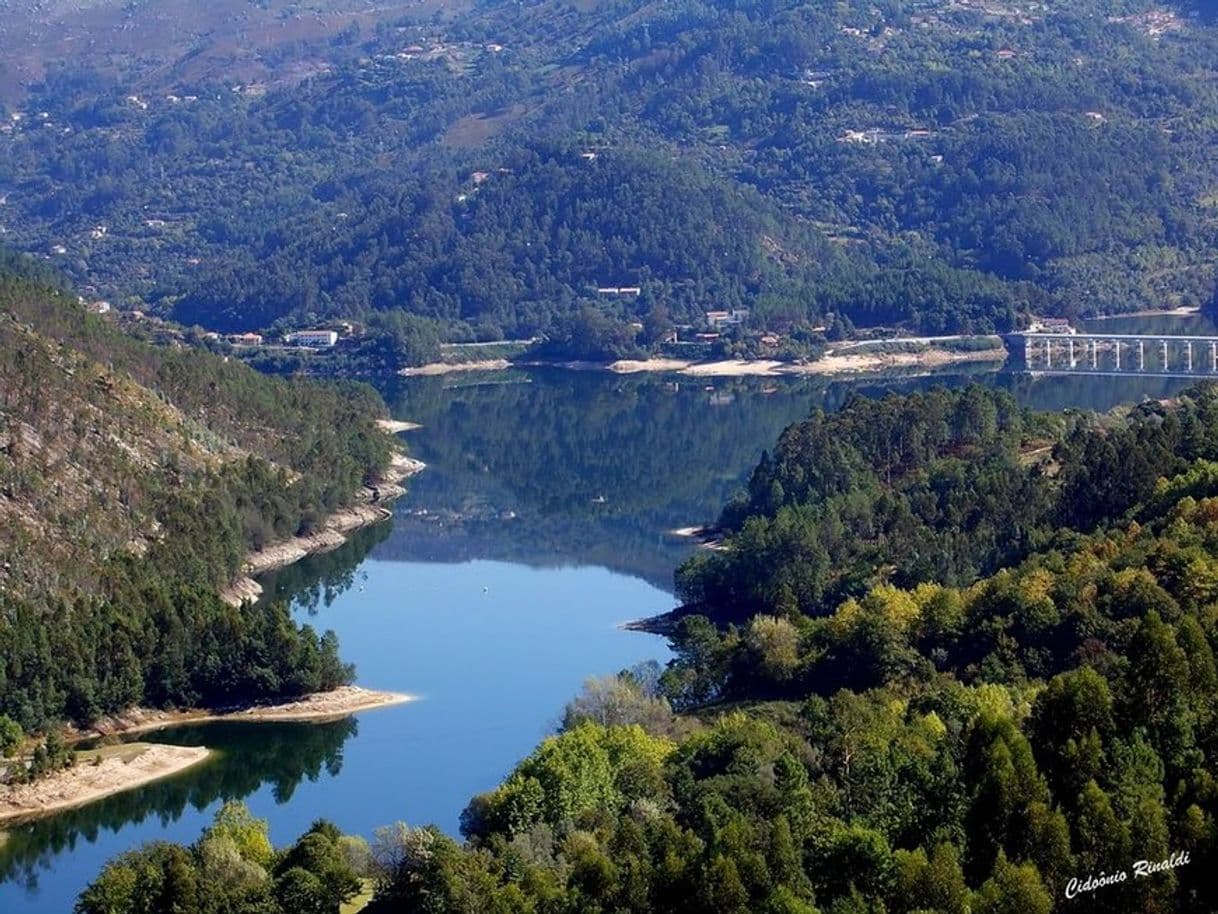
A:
1016;333;1218;376
1001;334;1030;369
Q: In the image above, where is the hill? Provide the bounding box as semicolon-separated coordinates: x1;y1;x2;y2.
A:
0;261;398;737
75;382;1218;914
3;0;1218;356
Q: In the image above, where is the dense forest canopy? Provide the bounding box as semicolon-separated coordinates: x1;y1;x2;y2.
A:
0;262;397;738
675;384;1218;623
78;383;1218;913
76;803;371;914
3;0;1218;355
10;0;1218;908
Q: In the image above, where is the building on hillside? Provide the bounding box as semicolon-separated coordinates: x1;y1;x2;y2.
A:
596;286;641;296
227;332;264;346
705;308;749;329
1029;317;1075;334
284;330;339;348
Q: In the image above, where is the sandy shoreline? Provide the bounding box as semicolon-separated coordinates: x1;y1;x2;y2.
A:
401;344;1006;379
400;358;511;376
221;450;425;605
376;418;422;433
1;688;412;823
667;524;728;551
76;686;415;742
0;744;213;824
614;346;1007;377
668;525;712;538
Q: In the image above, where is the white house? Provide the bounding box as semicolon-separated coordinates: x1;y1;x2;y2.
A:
285;330;339;348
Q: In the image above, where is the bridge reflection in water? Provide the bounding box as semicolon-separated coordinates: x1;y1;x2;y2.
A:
1008;333;1218;378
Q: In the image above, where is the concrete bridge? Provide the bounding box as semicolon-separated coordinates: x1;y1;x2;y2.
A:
1005;332;1218;378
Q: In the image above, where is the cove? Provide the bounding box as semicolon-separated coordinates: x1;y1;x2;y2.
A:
0;362;1206;913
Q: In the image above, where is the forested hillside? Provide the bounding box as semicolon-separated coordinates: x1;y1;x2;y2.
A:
77;383;1218;913
0;263;396;737
4;0;1218;353
675;385;1218;624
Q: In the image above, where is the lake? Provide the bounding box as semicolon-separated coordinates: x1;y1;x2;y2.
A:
0;360;1210;912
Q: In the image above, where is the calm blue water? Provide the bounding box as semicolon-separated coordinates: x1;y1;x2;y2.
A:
1;358;1212;912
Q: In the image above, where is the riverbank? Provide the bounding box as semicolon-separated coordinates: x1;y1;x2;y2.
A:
376;418;422;433
399;342;1006;378
610;345;1006;377
1086;305;1200;319
400;358;511;376
221;450;425;606
621;607;687;636
1;687;413;824
75;686;416;742
0;744;213;824
668;525;727;551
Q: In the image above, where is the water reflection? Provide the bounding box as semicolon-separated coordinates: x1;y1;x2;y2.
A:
258;521;392;613
0;719;357;890
0;527;390;898
379;368;1004;587
989;370;1200;414
1078;313;1218;336
1;359;1208;912
374;366;1201;589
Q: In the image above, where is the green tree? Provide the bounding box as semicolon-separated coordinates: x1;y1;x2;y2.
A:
274;867;328;914
76;843;200;914
972;853;1052;914
0;714;22;757
200;801;274;867
893;842;969;914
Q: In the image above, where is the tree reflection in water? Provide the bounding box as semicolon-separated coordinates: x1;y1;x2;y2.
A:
0;718;357;891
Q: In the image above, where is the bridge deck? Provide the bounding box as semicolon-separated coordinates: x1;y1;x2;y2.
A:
1021;332;1218;342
